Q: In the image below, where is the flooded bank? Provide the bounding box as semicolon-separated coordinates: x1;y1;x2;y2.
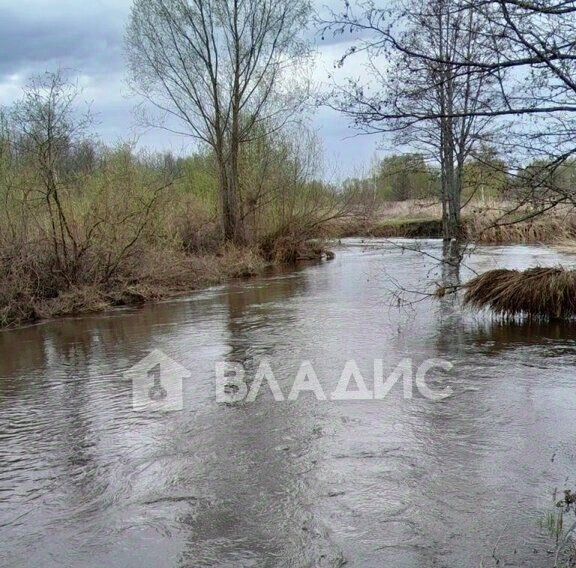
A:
1;239;576;567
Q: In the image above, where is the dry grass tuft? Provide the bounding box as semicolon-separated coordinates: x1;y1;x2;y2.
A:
464;267;576;319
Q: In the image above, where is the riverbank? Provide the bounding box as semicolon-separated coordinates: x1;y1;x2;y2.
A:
328;199;576;244
4;196;576;330
0;240;335;330
0;246;257;329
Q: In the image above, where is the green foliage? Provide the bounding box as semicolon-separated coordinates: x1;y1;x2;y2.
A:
342;153;439;204
343;149;511;207
375;154;439;201
463;146;509;199
514;158;576;205
178;153;219;210
237;125;341;241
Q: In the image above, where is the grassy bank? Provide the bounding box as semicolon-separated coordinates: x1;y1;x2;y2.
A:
0;229;335;330
328;199;576;244
0;245;268;328
464;202;576;244
334;217;443;238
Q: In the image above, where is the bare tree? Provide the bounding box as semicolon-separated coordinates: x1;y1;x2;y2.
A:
126;0;312;244
11;71;93;275
329;1;576;222
322;0;501;239
472;0;576;211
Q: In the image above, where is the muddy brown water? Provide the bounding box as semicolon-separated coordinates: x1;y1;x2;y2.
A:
1;239;576;567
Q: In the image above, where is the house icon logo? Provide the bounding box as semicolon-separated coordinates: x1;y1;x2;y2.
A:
125;349;189;412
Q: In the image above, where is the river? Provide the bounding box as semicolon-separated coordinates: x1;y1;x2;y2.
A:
1;239;575;567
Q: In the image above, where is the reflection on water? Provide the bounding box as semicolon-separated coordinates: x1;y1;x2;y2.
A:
1;239;576;567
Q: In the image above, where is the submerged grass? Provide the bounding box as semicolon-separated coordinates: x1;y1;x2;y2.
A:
540;490;576;567
463;267;576;319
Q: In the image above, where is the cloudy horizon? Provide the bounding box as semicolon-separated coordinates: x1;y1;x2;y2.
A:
0;0;385;180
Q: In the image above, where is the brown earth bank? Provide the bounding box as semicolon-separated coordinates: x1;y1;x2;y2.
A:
332;217;444;238
0;240;335;331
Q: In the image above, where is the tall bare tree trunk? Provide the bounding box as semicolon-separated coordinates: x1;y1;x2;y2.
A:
441;143;461;240
219;158;244;244
442;145;462;240
225;0;246;245
439;16;462;242
127;0;310;247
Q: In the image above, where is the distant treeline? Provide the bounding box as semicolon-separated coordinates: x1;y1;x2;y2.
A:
341;150;576;204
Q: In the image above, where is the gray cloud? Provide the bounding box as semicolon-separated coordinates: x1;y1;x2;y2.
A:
0;1;130;78
0;0;383;178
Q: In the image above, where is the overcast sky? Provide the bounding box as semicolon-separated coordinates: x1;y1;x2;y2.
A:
0;0;384;179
